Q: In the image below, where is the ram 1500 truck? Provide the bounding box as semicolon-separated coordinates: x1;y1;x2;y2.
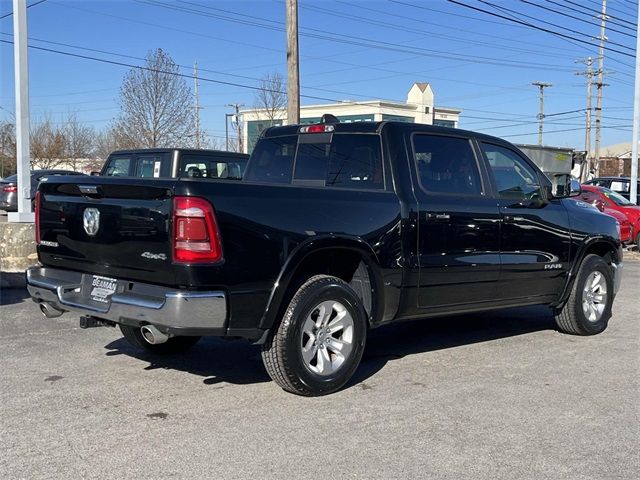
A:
27;120;623;396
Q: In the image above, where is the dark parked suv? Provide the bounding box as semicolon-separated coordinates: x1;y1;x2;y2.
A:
584;176;640;205
0;170;85;212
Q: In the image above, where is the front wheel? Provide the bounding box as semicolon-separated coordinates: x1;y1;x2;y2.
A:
261;275;368;396
555;254;614;335
119;325;201;354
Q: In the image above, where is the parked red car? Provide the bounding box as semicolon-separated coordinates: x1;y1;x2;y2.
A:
578;185;640;247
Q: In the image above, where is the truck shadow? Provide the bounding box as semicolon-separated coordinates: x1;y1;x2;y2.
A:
103;305;556;390
103;336;272;386
348;305;556;387
0;285;30;306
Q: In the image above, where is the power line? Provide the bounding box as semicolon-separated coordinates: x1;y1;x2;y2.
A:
447;0;634;58
476;0;634;52
139;0;585;71
497;124;632;138
560;0;636;30
0;0;48;20
522;0;635;39
298;1;586;61
0;38;343;104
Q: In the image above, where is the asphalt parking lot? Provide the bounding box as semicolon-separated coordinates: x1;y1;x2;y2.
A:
1;260;638;480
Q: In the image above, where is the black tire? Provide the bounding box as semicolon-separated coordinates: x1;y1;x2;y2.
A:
261;275;368;396
119;325;201;354
554;254;614;335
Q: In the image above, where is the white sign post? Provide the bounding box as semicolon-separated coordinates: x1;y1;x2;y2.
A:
8;0;33;223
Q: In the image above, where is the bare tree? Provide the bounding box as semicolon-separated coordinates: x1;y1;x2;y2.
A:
63;112;96;171
94;126;136;161
30;117;66;169
0;120;16;177
115;48;195;148
254;72;287;125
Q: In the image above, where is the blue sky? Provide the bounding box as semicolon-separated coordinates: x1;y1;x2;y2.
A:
0;0;637;150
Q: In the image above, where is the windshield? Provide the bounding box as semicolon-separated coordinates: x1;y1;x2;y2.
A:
601;187;634;206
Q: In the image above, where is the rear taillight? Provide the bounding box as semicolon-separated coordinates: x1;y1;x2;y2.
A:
173;196;223;263
2;184;17;193
35;191;41;245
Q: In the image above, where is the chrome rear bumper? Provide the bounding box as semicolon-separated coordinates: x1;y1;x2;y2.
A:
26;266;227;331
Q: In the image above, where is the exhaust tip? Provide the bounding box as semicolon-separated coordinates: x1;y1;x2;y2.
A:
39;302;64;318
140;325;169;345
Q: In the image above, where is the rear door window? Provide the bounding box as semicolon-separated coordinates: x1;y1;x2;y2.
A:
412;134;482;195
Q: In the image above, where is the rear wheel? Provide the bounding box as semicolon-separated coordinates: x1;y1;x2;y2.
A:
261;275;367;396
554;254;613;335
119;325;201;354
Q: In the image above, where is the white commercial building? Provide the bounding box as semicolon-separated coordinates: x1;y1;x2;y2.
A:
239;83;462;153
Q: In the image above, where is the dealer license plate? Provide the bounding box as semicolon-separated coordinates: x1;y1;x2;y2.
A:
89;275;118;304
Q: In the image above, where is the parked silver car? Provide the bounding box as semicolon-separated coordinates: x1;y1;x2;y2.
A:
0;170;85;212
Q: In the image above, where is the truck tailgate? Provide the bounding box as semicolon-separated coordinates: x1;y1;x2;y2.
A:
38;177;177;286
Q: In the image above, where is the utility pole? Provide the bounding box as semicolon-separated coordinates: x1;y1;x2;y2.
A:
224;113;233;151
576;57;594;181
594;0;608;178
532;82;552;146
9;0;33;223
193;62;202;149
286;0;300;124
226;103;244;153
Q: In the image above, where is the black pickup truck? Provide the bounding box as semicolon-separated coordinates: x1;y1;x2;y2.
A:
27;120;623;396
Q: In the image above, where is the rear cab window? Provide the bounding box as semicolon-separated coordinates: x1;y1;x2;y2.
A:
103;155;132;177
244;133;384;190
103;153;172;178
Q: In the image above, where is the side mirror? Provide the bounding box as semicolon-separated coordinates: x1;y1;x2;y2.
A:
90;171;100;176
569;179;582;197
552;175;581;198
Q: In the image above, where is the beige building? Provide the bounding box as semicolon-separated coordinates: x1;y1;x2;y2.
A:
591;141;640;177
239;83;461;153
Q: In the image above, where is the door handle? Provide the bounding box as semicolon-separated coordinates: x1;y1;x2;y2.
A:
426;212;451;221
503;215;525;223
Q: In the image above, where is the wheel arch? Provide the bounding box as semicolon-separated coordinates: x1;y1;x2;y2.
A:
258;235;384;331
555;236;621;308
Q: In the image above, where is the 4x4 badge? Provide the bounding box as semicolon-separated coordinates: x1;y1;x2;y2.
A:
83;208;100;236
